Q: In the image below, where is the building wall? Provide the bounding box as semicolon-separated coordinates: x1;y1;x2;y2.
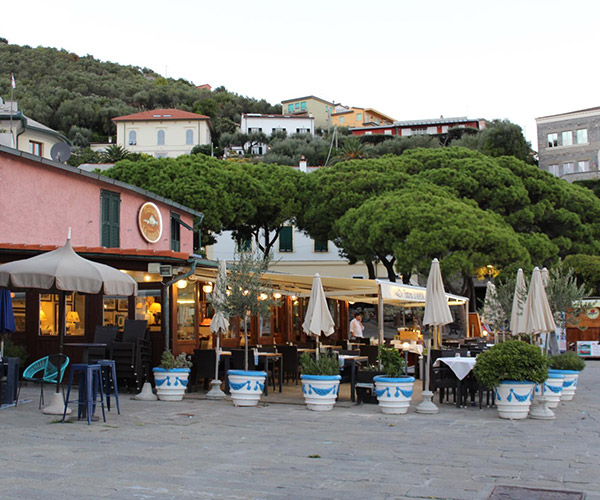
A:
282;98;334;129
536;109;600;181
115;119;211;158
240;115;315;136
332;108;394;128
0;120;66;161
0;151;195;252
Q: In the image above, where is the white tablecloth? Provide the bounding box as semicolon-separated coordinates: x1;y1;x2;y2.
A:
433;357;476;381
390;341;423;355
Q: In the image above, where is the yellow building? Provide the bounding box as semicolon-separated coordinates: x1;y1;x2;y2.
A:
332;106;396;128
281;95;335;130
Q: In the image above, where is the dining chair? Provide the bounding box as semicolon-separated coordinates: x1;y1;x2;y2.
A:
18;354;70;408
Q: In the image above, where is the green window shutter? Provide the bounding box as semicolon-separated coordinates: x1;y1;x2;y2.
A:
314;239;328;252
100;190;120;248
236;237;251;253
279;226;293;252
171;213;181;252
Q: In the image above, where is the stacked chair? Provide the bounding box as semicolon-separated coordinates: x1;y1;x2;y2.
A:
111;320;151;392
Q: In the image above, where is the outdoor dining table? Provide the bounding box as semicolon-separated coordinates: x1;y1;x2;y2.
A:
338;355;369;403
256;352;283;395
433;356;477;408
297;348;316;353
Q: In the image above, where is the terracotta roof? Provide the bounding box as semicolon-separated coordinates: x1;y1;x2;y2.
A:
112;109;210;122
0;243;191;262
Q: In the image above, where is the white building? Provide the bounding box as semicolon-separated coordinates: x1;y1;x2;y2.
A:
240;114;314;137
112;108;213;158
0;99;69;160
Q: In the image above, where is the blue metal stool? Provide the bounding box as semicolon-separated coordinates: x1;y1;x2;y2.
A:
62;364;106;425
95;360;120;414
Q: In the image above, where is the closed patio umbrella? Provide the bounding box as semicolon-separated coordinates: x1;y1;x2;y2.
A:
482;281;503;342
302;273;335;359
510;268;527;337
0;231;137;413
207;260;229;399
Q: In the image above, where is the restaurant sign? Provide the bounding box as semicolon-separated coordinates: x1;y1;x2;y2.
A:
381;283;427;303
138;202;163;243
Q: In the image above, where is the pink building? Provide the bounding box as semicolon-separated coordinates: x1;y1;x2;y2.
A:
0;146;214;366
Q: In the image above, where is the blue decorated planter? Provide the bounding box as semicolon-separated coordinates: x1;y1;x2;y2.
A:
495;380;535;419
300;374;341;411
227;370;267;407
549;369;579;401
153;367;190;401
535;373;565;408
373;376;415;414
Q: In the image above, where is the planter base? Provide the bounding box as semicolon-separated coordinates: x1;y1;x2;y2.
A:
206;379;226;400
134;382;157;401
43;392;71;415
529;396;555;420
228;371;266;407
415;390;439;414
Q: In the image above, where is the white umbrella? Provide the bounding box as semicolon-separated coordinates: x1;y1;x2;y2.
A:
541;267;549;288
302;274;335;358
423;258;452;348
510;268;527;336
482;281;503;342
523;267;556;338
207;260;229;399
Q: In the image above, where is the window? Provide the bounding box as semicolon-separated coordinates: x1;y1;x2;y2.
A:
577;160;590;172
314;239;328;252
561;131;572;146
248;127;262;133
157;130;165;145
384;130;392;135
301;101;306;111
128;130;137;146
171;212;181;252
29;141;43;156
100;190;120;248
547;164;559;176
295;102;300;109
185;129;193;145
547;133;558;148
356;113;362;122
296;128;310;134
279;226;293;252
155;153;167;158
365;131;372;136
339;116;345;124
576;129;588;144
562;162;575;175
236;237;252;253
288;104;294;113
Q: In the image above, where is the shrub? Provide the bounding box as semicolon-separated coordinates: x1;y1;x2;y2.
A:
158;350;192;369
548;351;586;371
378;346;406;378
300;352;339;376
473;340;548;388
1;336;28;367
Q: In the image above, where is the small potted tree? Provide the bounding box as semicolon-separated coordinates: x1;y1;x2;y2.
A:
548;351;585;401
373;346;414;414
473;340;548;419
300;352;341;411
153;350;192;401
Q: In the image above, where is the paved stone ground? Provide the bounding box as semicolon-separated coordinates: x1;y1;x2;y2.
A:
1;362;599;500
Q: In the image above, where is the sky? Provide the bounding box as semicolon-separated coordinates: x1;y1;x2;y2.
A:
4;0;600;147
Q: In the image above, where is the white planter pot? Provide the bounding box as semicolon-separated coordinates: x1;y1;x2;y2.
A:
373;376;415;414
227;370;267;407
549;369;579;401
535;373;565;409
153;368;190;401
494;381;535;420
301;375;341;411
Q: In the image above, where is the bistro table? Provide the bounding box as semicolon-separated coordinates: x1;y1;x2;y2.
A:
338;355;369;402
63;343;107;364
257;352;283;395
433;356;477;407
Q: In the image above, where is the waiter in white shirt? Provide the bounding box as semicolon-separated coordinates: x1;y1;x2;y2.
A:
349;312;364;339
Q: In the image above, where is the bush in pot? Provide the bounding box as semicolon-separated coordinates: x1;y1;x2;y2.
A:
373;346;414;414
300;352;341;411
548;351;585;401
152;350;192;401
473;340;548;419
356;363;385;404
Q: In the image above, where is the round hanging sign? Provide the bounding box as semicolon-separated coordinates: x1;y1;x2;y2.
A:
587;308;599;320
138;202;163;243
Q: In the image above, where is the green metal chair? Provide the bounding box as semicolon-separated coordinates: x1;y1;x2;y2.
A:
17;354;70;408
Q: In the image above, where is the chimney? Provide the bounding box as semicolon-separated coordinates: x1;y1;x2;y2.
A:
299;155;308;173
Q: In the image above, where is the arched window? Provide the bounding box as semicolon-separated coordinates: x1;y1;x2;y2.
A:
128;130;137;146
185;129;194;145
157;130;165;145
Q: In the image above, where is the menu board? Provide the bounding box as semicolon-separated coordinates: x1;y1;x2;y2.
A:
577;341;600;358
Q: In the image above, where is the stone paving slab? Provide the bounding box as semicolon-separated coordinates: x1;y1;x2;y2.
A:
1;361;599;499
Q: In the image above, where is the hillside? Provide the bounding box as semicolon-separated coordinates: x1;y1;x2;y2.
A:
0;41;281;145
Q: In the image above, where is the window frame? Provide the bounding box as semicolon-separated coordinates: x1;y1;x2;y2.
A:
170;212;181;252
100;189;120;248
29;140;43;156
278;226;293;253
128;130;137;146
314;239;329;253
157;129;165;146
185;129;194;146
547;133;558;148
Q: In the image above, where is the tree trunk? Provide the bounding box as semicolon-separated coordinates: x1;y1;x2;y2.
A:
365;260;376;280
244;314;249;372
377;254;396;282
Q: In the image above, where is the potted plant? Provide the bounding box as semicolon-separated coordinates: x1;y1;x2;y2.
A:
152;350;192;401
373;346;414;414
548;351;585;401
534;372;565;409
473;340;548;419
215;251;279;407
356;364;385;404
300;352;341;411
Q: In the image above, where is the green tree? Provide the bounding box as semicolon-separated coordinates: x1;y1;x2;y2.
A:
563;254;600;295
101;144;130;163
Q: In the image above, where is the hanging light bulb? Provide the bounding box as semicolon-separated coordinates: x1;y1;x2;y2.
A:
259;293;268;301
273;292;282;299
290;295;297;301
203;283;213;294
177;279;188;289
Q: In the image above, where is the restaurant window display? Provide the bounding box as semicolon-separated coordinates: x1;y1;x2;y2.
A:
135;290;162;332
11;292;26;332
103;296;129;333
176;279;196;342
40;293;85;336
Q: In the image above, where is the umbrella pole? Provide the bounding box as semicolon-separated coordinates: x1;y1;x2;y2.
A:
56;290;66;395
316;335;320;361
